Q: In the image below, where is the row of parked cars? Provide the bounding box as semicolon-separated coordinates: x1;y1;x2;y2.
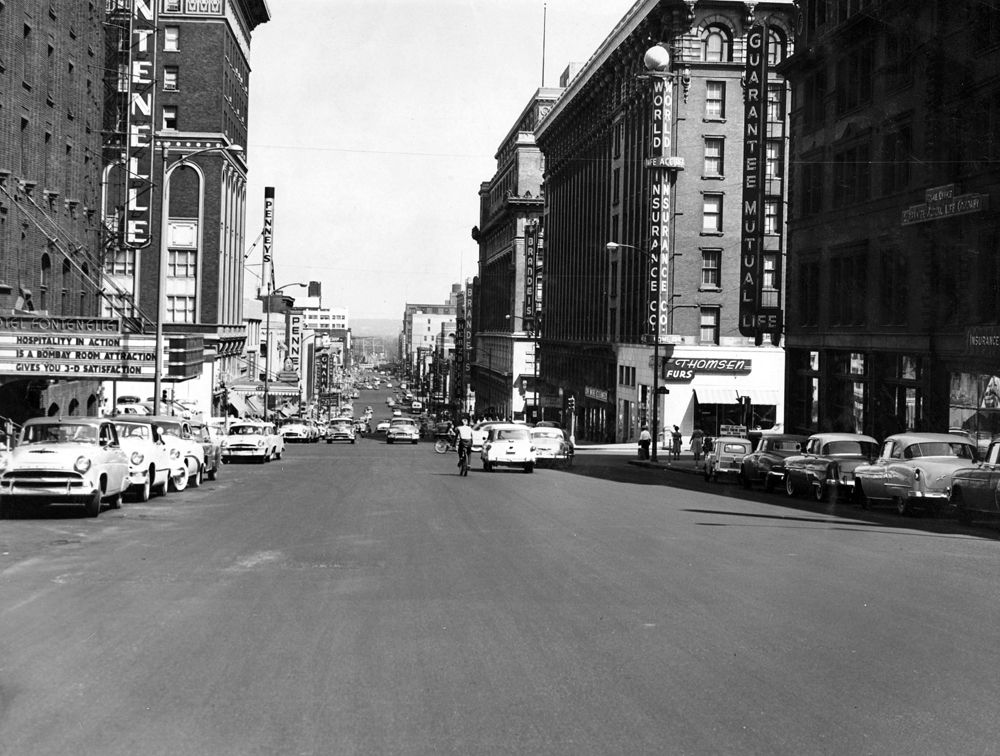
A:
702;429;1000;524
0;415;295;518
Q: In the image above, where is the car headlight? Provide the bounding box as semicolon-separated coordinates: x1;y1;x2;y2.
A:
130;451;144;466
221;439;229;448
74;456;92;473
256;439;265;448
170;448;181;460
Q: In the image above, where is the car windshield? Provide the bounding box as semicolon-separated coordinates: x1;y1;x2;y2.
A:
903;442;976;459
770;440;801;452
115;423;151;440
822;440;877;456
531;429;565;440
23;423;98;444
391;419;416;427
158;422;184;438
494;428;529;441
229;425;261;435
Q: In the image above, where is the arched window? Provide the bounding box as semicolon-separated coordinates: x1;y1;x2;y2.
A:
47;403;60;417
702;24;732;62
67;398;80;416
768;28;786;66
40;254;52;311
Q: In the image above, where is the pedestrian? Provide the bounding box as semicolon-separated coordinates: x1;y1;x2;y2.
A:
671;425;682;461
690;427;704;464
638;424;651;460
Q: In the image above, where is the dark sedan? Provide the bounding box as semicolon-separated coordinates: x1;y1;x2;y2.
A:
739;433;808;491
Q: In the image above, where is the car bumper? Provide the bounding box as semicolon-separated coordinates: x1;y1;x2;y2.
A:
223;448;266;458
0;472;100;501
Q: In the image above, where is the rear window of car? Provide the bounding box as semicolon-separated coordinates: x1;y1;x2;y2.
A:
722;442;749;454
493;428;530;441
531;429;564;439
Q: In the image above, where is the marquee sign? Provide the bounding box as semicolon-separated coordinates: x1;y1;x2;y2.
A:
0;315;157;378
124;0;158;248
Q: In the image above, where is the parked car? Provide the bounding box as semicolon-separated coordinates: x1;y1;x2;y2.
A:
133;416;207;490
327;419;356;444
221;420;284;463
782;432;880;501
481;424;536;473
739;433;808;491
0;417;130;517
113;419;177;500
854;432;977;516
530;426;574;467
386;417;420;444
949;440;1000;524
703;435;754;482
189;421;223;481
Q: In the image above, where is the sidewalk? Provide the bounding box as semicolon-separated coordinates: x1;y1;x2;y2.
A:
574;442;705;475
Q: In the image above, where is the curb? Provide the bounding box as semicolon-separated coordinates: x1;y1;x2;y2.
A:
627;458;705;475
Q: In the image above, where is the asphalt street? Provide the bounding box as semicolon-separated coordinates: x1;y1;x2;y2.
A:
0;431;998;755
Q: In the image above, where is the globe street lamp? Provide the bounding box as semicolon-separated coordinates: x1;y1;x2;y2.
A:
153;142;243;416
263;282;308;422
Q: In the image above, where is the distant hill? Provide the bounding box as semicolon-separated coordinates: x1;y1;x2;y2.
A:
351;318;401;338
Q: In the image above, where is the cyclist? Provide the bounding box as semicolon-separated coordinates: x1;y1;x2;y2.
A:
455;417;473;471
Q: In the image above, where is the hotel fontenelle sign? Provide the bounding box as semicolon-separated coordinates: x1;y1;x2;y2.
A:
0;316;158;379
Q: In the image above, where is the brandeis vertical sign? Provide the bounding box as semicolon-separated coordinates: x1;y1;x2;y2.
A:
739;24;781;343
124;0;158;248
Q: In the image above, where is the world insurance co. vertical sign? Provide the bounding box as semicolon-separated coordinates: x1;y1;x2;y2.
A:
739;24;777;340
124;0;158;248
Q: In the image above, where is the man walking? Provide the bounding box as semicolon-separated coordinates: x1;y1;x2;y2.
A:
638;425;651;460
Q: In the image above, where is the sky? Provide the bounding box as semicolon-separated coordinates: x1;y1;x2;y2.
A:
243;0;636;321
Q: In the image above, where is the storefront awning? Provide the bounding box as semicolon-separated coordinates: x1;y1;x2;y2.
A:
266;382;300;396
227;392;248;417
744;389;782;406
693;387;741;405
246;396;263;416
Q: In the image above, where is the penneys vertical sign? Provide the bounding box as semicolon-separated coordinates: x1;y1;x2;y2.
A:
262;186;275;287
124;0;158;248
739;24;769;339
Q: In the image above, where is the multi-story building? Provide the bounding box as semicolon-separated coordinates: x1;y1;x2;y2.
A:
101;0;269;417
781;1;1000;443
472;85;561;422
535;0;794;444
0;1;109;421
401;285;460;377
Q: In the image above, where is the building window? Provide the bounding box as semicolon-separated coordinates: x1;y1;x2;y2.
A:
761;253;779;308
802;70;826;132
702;194;723;233
835;41;874;116
766;83;784;122
705;81;725;119
797;258;820;327
801;156;824;215
701;249;721;289
704;137;724;177
166;296;195;323
164;26;179;51
164;0;181;10
766;140;783;179
702;25;732;62
764;199;780;235
879;246;907;326
767;28;786;66
162;105;178;130
881;125;912;194
168;250;196;277
699;308;720;345
833;142;871;207
163;65;178;90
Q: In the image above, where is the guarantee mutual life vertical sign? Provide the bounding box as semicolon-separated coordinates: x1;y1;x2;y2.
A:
739;24;769;338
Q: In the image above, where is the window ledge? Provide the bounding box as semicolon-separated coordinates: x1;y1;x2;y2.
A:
701;175;725;181
700;231;725;237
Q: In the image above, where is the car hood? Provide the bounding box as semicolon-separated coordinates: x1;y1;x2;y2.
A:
8;442;107;468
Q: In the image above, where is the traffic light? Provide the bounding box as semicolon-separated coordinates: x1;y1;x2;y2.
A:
567;395;576;411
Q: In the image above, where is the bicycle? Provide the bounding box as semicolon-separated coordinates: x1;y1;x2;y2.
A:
434;433;456;454
457;442;470;476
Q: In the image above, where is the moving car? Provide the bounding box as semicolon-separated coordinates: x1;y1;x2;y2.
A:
854;432;977;516
375;419;392;434
481;424;536;473
221;420;284;463
0;417;130;517
782;432;879;501
281;420;315;443
703;435;754;482
326;419;356;444
386;417;420;444
113;419;177;500
949;440;1000;524
739;433;808;491
530;426;574;467
471;421;498;452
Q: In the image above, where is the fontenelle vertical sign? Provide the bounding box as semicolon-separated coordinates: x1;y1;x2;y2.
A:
124;0;158;248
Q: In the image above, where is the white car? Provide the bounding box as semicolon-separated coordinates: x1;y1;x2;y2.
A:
0;417;130;517
481;424;536;473
113;420;178;501
386;417;420;444
471;421;499;452
222;420;284;463
133;416;207;491
281;421;314;443
530;427;574;467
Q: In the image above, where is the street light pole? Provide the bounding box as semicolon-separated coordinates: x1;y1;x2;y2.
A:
262;282;307;422
153;142;243;416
